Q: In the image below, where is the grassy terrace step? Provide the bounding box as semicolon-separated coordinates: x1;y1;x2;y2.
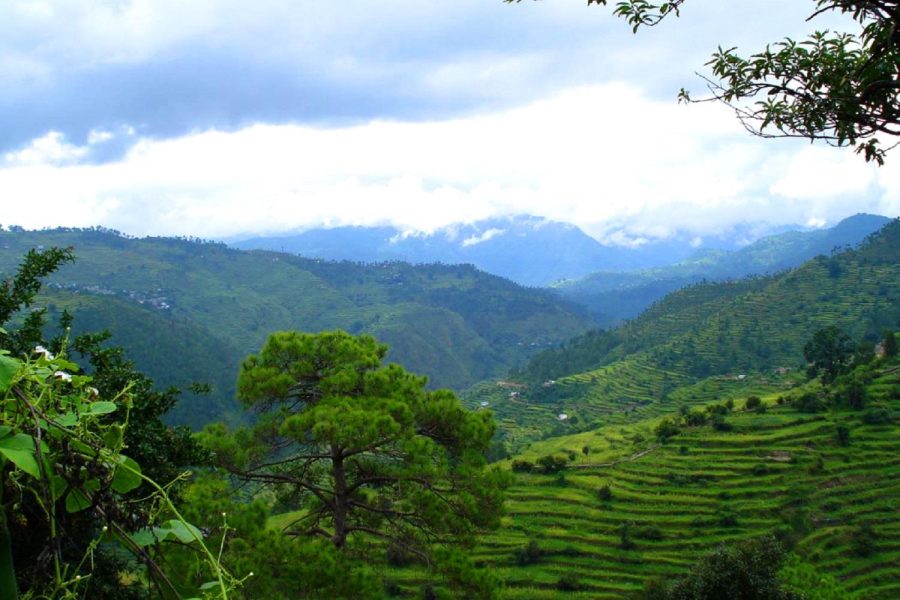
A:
450;369;900;599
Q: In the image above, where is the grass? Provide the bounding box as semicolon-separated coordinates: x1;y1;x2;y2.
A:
445;361;899;599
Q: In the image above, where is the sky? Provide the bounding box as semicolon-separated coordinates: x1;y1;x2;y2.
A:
0;0;897;244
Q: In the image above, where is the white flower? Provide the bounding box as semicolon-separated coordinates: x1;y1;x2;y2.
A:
33;345;54;360
87;387;100;398
54;371;72;382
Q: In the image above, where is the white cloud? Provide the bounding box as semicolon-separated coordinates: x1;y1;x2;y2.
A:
462;228;505;248
0;83;895;241
3;131;87;166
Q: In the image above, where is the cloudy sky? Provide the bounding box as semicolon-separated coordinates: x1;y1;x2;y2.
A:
0;0;897;243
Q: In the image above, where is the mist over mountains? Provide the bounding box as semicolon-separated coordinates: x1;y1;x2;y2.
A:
232;215;806;287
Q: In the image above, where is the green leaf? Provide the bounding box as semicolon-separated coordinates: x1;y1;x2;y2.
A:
0;433;47;479
87;401;117;415
0;425;11;439
110;455;142;493
199;581;220;590
54;412;79;427
130;529;158;548
0;355;20;392
161;519;203;544
65;488;92;513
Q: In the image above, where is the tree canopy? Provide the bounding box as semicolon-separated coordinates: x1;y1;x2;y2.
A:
201;330;508;598
509;0;900;163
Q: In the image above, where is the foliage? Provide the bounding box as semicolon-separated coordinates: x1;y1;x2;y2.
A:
536;454;568;474
511;1;900;163
849;522;877;557
513;540;543;566
201;330;507;596
0;247;74;355
654;418;680;442
883;330;898;357
655;536;803;600
0;347;234;599
804;326;855;384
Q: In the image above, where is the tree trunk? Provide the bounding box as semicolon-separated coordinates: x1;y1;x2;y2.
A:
331;446;348;549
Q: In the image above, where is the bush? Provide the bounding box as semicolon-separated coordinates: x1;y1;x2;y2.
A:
861;408;892;425
718;510;739;527
711;414;733;432
565;450;577;462
556;573;582;592
836;424;851;446
850;523;877;557
537;454;568;474
581;445;590;456
511;459;534;473
620;522;636;550
597;484;613;502
752;464;769;477
683;410;707;427
745;396;761;411
513;540;543;566
794;392;826;413
634;525;664;541
655;418;680;442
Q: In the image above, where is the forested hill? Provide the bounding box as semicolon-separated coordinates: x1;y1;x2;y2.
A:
0;228;596;427
554;213;890;326
473;219;900;447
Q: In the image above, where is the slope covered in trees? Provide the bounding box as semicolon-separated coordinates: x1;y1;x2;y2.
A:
0;228;596;427
473;219;900;448
554;213;890;326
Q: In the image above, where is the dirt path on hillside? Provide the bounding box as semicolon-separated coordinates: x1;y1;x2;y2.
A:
570;444;660;470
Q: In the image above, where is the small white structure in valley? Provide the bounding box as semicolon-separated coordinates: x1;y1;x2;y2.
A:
558;413;568;421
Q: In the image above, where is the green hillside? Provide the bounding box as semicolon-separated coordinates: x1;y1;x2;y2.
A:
555;214;891;326
0;228;595;427
442;356;900;599
468;220;900;450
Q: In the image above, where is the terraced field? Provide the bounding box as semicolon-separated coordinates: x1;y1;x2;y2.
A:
454;361;900;599
463;361;795;452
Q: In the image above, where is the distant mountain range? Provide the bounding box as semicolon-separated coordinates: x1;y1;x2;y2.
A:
231;215;803;287
554;213;892;326
0;229;595;427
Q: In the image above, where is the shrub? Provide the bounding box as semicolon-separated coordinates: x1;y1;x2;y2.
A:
725;398;735;410
850;523;877;557
537;454;568;474
581;445;590;455
565;450;577;462
513;540;543;566
511;459;534;473
745;396;761;410
597;484;613;502
836;424;851;446
679;445;688;455
683;410;707;427
752;464;769;477
794;392;826;413
655;418;680;442
861;409;892;425
634;525;664;541
664;536;799;600
719;509;739;527
556;573;582;592
711;414;733;431
620;522;636;550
